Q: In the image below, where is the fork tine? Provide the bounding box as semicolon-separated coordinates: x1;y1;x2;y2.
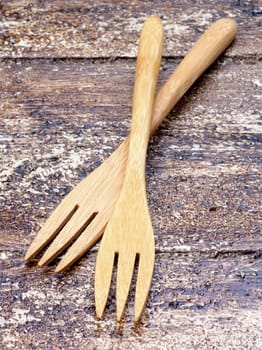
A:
24;203;78;261
38;209;97;267
95;241;115;319
134;247;155;322
116;251;137;321
55;212;108;272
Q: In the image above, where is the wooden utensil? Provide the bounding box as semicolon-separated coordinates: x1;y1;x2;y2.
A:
24;18;237;273
95;16;163;322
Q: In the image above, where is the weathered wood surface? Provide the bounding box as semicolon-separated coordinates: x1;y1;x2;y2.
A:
0;1;262;349
1;59;261;252
1;252;261;349
0;0;261;58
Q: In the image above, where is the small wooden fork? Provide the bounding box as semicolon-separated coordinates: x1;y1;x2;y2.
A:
24;19;237;273
95;16;163;322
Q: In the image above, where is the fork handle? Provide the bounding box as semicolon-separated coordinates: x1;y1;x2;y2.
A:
125;16;163;175
150;18;237;134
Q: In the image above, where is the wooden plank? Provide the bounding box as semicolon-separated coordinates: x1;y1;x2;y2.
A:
0;59;262;266
0;58;261;255
0;249;261;349
0;1;261;348
0;0;261;58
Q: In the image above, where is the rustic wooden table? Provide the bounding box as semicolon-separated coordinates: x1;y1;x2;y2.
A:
1;1;261;349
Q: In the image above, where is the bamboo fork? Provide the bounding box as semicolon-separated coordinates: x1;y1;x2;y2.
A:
95;16;163;322
24;18;237;273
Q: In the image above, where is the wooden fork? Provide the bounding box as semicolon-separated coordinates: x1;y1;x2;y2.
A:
24;18;237;273
95;16;163;322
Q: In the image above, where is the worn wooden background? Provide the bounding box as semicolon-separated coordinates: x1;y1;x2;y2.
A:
0;1;261;349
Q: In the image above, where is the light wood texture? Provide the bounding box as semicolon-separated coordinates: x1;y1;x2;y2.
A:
24;18;237;273
95;16;163;322
150;18;237;134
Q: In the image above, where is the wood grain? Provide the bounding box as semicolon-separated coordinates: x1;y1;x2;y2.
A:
20;18;237;274
0;1;261;348
1;251;261;349
0;0;261;58
1;58;261;252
